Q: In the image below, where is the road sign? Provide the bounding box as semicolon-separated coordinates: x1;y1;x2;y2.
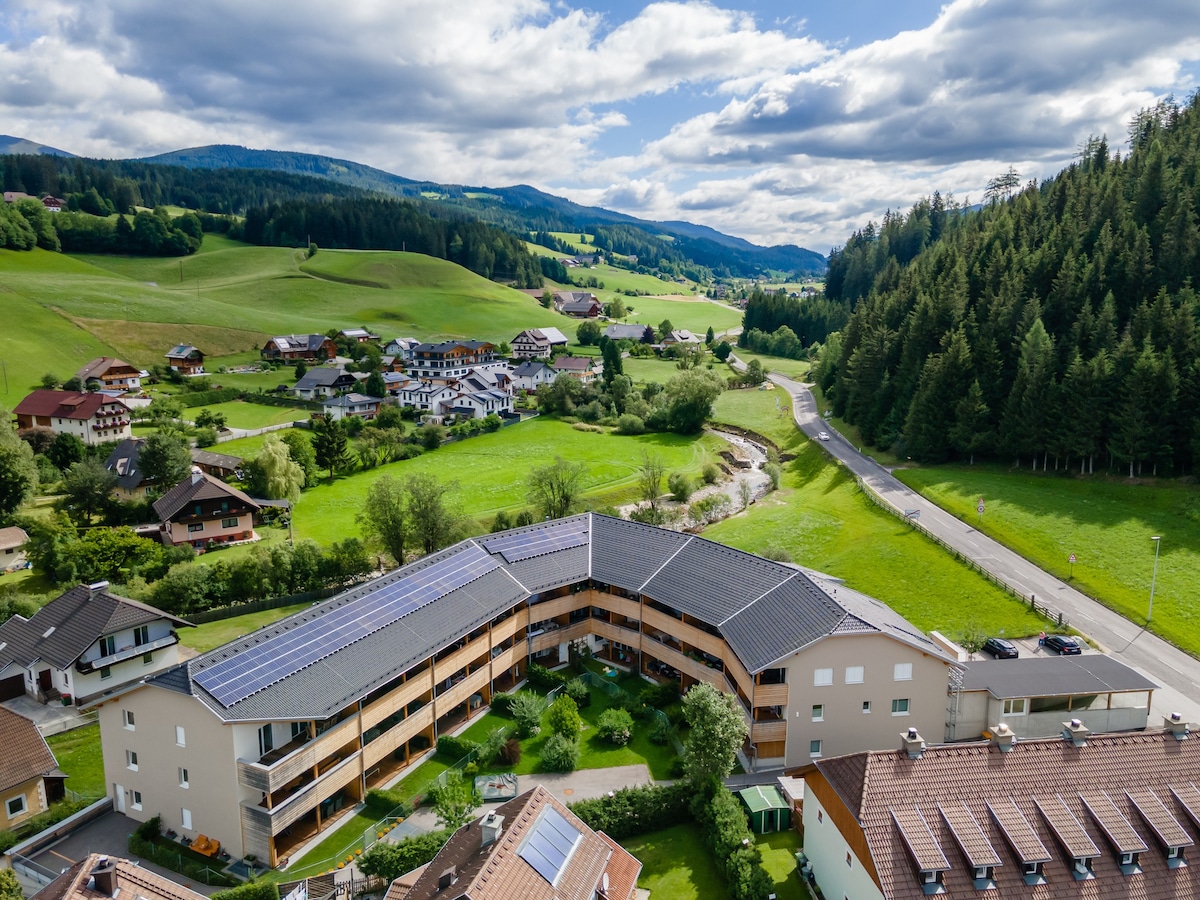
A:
977;500;985;514
1068;553;1076;564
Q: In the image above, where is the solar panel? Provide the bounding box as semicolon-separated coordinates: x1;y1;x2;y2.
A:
194;546;500;707
482;521;589;563
518;806;582;886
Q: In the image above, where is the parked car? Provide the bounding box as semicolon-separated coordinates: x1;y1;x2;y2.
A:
1044;634;1082;655
981;637;1019;659
817;431;831;441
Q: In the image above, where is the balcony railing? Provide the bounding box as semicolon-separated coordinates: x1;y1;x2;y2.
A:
237;713;360;794
240;750;362;834
76;632;179;672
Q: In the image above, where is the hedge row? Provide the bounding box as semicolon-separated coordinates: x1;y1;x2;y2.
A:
364;788;414;818
0;798;98;852
176;387;243;407
690;781;774;900
526;662;572;691
568;783;692;841
211;882;280;900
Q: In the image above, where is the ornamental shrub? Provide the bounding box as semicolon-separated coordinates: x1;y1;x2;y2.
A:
564;678;591;709
509;690;547;738
541;734;579;772
546;695;583;739
597;707;634;746
568;783;691;840
526;662;570;690
435;734;479;763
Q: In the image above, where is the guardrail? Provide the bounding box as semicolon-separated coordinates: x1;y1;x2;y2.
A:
11;853;59;886
852;474;1069;629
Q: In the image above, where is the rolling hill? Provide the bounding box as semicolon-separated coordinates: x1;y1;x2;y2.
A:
0;135;75;157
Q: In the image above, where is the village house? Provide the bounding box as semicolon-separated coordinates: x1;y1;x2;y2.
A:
105;439;243;501
189;448;243;481
392;786;640;900
33;854;210;900
337;328;380;344
97;515;952;866
407;340;498;381
41;196;65;212
510;360;557;393
0;706;64;829
552;356;600;384
152;471;260;551
379;355;404;372
604;323;652;342
553;292;601;317
0;525;29;571
261;334;337;361
0;581;190;707
292;367;361;400
14;390;131;445
75;357;142;392
661;329;703;345
383;337;421;361
2;191;32;203
511;327;569;360
164;344;205;375
321;392;381;421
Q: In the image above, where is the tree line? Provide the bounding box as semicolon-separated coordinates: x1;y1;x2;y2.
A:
815;97;1200;474
739;287;850;358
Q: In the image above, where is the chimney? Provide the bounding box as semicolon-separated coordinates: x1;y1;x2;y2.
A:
87;581;110;593
437;867;457;891
989;722;1018;752
480;812;504;848
1062;718;1089;747
900;727;926;759
90;856;117;897
1165;712;1190;741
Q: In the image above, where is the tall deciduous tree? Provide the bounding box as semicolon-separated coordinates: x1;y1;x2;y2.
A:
358;475;408;564
62;458;117;523
681;682;748;783
527;457;587;519
140;432;192;488
637;452;665;512
405;473;465;556
431;772;481;831
255;435;304;502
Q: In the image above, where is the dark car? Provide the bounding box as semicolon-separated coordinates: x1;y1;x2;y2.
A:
1044;634;1082;655
981;637;1019;659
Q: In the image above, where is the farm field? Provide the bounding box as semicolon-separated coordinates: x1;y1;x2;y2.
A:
290;417;725;543
895;465;1200;656
608;294;740;335
182;601;314;653
704;392;1047;639
728;347;811;380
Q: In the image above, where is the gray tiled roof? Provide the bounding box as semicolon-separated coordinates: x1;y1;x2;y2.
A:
160;514;944;722
961;655;1159;699
152;471;261;522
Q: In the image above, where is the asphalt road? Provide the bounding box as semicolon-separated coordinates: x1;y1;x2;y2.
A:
770;373;1200;725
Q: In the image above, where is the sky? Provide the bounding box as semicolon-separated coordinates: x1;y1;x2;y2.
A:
2;0;1199;253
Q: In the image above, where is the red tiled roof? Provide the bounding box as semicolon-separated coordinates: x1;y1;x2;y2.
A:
14;390;127;420
596;831;641;900
0;706;58;793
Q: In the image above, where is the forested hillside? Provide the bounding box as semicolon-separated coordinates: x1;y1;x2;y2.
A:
815;98;1200;476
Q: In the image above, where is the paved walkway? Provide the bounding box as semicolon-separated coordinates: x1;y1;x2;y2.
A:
771;374;1200;725
2;695;90;736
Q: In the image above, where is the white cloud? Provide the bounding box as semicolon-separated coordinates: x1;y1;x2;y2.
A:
1;0;1198;251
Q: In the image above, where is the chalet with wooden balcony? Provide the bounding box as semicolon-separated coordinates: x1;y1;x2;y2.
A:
0;581;190;707
152;471;260;550
97;515;951;868
13;390;132;446
75;357;143;392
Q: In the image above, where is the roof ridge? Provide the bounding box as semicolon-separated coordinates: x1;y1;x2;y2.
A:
718;571;797;626
637;533;693;593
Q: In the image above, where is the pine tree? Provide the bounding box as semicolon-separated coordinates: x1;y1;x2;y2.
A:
312;416;351;479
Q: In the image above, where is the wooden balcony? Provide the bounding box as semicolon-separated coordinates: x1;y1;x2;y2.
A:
237;714;361;793
754;683;789;707
360;670;433;732
528;620;590;654
591;619;643;648
363;705;434;768
528;593;588;622
437;667;491;712
751;720;787;743
489;643;524;674
584;590;641;620
643;607;726;660
490;613;527;645
433;635;492;683
240;750;362;836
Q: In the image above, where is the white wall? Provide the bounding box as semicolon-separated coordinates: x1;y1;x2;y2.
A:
803;788;885;900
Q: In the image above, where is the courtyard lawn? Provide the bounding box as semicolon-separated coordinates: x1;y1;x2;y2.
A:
758;829;804;900
894;464;1200;656
620;822;727;900
204;432;277;459
286;807;380;877
188;400;307;430
181;601;314;653
703;406;1047;640
291;417;724;543
47;723;105;798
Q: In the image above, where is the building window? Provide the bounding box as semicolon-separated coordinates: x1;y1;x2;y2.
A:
134;625;149;646
810;740;822;757
862;701;872;714
845;666;864;684
131;790;143;811
1003;698;1027;716
122;709;135;730
181;808;192;830
847;852;853;867
143;652;153;665
814;668;833;686
187;523;204;534
817;809;823;823
99;635;116;656
221;517;239;529
179;768;189;789
892;698;910;716
100;667;111;680
6;795;27;819
126;750;138;771
258;724;274;756
175;726;186;747
894;663;913;681
812;704;824;722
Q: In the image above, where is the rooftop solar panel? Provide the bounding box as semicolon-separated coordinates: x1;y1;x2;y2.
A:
1034;795;1100;860
890;806;950;872
1079;792;1147;855
194;546;500;707
481;521;589;563
986;798;1051;864
518;806;582;886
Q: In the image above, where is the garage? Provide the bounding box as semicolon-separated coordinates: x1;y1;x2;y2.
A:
0;673;26;701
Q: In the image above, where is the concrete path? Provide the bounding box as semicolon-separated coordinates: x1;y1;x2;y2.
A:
2;695;90;736
770;373;1200;725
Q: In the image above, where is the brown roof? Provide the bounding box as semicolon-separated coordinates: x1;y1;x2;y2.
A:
152;471;261;522
596;831;641;900
0;706;59;792
75;357;138;381
403;785;631;900
552;356;593;372
33;854;208;900
0;525;28;551
14;390;127;421
817;728;1200;898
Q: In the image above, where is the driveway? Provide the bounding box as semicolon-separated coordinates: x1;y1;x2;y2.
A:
770;374;1200;725
1;695;88;736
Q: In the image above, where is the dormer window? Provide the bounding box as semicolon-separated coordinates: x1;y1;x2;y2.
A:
1072;857;1095;880
1119;851;1142;874
1022;861;1045;885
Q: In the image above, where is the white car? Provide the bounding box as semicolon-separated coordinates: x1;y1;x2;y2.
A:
817;431;830;441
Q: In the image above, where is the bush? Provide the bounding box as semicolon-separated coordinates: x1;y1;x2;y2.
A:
435;734;480;763
509;690;547;737
365;788;412;817
564;677;591;709
701;461;722;484
597;707;634;745
764;462;782;491
571;421;603;433
491;691;516;715
476;727;507;766
667;472;692;502
640;680;680;709
357;831;451;883
500;737;522;765
689;781;774;900
211;882;280;900
650;718;675;745
541;734;580;772
135;816;163;841
194;427;218;448
546;695;583;739
569;783;692;840
527;662;571;690
615;413;645;435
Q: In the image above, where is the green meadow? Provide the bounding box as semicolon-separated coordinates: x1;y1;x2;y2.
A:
895;465;1200;655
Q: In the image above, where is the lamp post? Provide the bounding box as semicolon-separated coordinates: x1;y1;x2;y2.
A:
1148;536;1162;622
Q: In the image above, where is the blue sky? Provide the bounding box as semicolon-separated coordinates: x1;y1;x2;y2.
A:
1;0;1197;250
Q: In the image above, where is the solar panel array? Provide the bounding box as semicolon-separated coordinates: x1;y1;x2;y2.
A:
518;806;582;886
481;520;589;564
193;546;500;707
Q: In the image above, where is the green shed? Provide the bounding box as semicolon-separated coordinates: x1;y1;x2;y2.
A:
737;784;791;833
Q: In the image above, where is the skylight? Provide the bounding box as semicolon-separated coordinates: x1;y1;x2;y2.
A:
518;806;582;886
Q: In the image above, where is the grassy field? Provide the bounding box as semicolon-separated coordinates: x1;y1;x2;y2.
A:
621;823;727;900
894;465;1200;655
187;400;306;430
729;347;811;380
704;392;1047;639
291;417;724;542
710;386;803;451
182;602;314;653
47;723;106;798
614;295;740;336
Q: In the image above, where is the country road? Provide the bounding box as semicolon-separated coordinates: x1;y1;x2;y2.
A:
769;373;1200;725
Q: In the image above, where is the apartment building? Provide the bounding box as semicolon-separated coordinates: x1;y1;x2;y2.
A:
406;340;498;381
97;515;951;868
